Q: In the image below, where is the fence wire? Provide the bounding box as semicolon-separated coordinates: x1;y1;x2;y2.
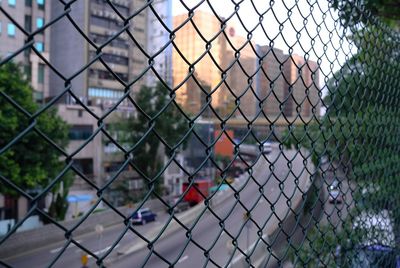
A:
0;0;399;267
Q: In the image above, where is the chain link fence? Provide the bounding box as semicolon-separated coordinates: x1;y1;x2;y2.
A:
0;0;399;267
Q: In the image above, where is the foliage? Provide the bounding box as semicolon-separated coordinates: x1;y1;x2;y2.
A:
0;61;71;220
282;2;400;264
331;0;400;27
110;82;188;196
48;178;73;221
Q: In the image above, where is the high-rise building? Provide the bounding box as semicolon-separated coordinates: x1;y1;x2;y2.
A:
146;0;173;86
219;28;258;118
0;0;50;103
49;0;149;188
256;45;286;118
172;11;224;115
50;0;148;105
283;54;320;119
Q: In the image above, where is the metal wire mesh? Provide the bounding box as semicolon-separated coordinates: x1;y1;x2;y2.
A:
0;0;399;267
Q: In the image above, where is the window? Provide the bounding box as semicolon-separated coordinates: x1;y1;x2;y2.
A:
37;0;44;9
69;125;93;140
24;15;32;32
33;91;43;102
24;63;31;80
36;17;44;29
88;87;124;99
38;63;45;84
7;23;15;37
0;21;2;35
25;0;32;6
35;42;44;52
73;158;93;175
24;47;31;57
8;0;16;7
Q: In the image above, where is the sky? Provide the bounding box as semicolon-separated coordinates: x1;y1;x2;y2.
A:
172;0;357;87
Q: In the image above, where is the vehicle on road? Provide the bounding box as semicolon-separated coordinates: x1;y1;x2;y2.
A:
349;244;400;267
262;142;272;154
182;180;212;206
320;155;329;164
166;196;190;213
328;186;342;203
336;210;400;267
331;179;340;188
216;177;235;185
131;208;157;225
209;184;229;194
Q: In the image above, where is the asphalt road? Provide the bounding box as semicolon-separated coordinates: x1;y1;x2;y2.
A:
4;147;309;267
112;148;309;268
4;212;172;268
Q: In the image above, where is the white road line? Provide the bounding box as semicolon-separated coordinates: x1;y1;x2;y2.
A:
228;234;268;267
87;244;120;258
178;255;189;264
50;240;82;254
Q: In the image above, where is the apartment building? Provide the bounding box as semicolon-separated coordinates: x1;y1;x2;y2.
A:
0;0;50;102
50;0;148;105
49;0;149;189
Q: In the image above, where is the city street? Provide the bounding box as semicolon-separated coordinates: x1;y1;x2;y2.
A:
4;212;172;268
112;147;309;268
5;147;309;267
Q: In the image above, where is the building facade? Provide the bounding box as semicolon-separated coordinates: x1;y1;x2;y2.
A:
283;54;321;119
219;28;258;118
256;45;286;118
0;0;50;102
50;0;149;105
49;0;150;188
172;11;224;115
146;0;173;86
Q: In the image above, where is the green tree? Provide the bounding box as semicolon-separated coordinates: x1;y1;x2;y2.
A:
283;2;400;264
110;82;188;197
0;61;71;221
332;0;400;27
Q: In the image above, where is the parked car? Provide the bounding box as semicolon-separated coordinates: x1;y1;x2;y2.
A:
328;186;342;203
131;208;157;225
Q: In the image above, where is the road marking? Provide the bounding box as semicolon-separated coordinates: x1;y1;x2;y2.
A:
178;255;188;263
88;244;120;258
228;234;268;267
50;240;82;254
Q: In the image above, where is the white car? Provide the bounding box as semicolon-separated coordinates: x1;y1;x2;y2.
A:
328;187;342;203
262;142;272;154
